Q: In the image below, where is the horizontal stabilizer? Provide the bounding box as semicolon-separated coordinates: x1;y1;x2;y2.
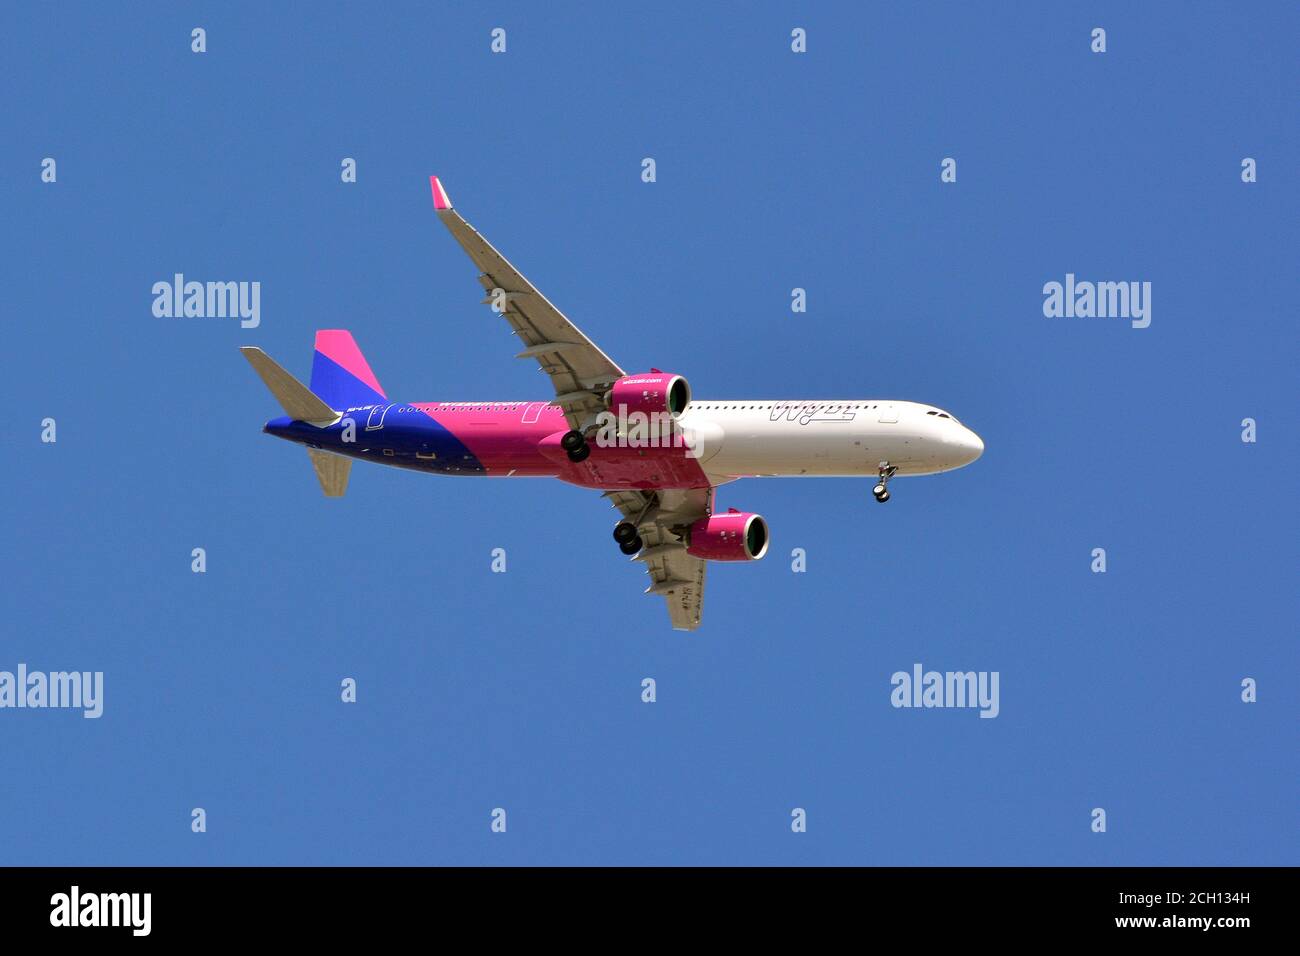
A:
307;448;351;497
240;347;337;423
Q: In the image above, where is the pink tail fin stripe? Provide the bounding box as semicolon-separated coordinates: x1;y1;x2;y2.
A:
314;330;385;399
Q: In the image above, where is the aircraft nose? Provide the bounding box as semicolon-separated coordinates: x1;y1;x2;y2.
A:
961;427;984;463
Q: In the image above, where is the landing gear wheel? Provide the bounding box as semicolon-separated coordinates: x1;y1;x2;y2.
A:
561;429;590;463
872;462;896;503
619;536;643;556
613;522;639;545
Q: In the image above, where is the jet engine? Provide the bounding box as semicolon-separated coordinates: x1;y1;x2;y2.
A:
686;509;769;561
606;372;691;420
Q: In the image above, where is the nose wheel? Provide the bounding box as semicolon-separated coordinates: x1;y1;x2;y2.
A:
873;463;897;503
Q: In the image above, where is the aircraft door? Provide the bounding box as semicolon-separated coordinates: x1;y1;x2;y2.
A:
366;403;395;430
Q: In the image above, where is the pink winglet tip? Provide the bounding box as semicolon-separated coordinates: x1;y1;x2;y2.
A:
430;175;452;211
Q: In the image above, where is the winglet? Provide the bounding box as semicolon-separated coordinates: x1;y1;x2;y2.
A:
430;175;453;211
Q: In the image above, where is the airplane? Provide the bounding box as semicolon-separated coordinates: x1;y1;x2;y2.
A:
241;175;984;631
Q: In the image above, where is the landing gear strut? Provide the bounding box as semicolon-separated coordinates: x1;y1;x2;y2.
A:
613;521;643;555
873;463;897;503
561;429;590;463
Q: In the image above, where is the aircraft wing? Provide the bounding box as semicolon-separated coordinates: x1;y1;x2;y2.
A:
603;486;712;632
430;176;625;430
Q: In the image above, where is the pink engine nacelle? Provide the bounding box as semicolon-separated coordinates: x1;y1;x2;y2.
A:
686;509;770;562
606;371;692;420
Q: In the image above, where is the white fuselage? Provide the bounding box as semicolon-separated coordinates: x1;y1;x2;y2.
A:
679;399;984;479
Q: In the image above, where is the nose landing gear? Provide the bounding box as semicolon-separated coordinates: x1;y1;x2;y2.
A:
873;463;897;503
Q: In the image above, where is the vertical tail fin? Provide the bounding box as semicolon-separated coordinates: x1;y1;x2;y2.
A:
310;330;386;409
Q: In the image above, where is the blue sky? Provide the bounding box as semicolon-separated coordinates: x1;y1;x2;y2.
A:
1;1;1295;865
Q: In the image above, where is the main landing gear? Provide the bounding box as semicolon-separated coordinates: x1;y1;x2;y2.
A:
873;463;897;503
613;521;643;555
561;429;590;463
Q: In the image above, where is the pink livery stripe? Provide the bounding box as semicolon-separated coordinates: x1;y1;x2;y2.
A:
314;330;385;399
